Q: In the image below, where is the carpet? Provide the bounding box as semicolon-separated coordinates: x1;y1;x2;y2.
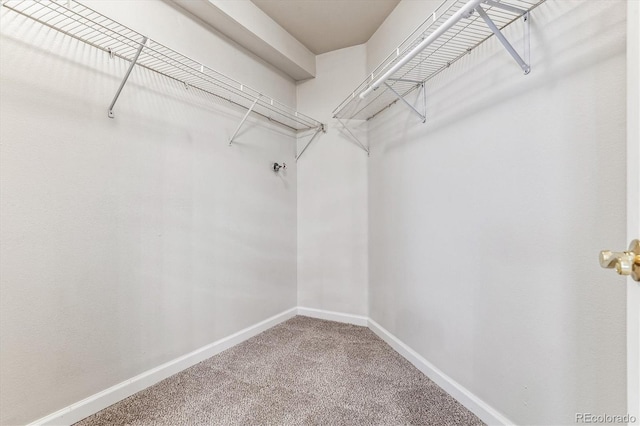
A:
75;316;484;425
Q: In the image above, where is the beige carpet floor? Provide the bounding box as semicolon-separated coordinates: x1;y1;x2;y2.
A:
75;316;484;425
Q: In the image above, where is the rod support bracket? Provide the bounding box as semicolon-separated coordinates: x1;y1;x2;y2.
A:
229;96;261;145
384;82;426;123
335;117;369;156
296;124;325;161
475;5;530;75
107;36;147;119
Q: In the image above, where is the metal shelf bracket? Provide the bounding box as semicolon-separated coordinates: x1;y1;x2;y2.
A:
335;117;369;156
229;95;261;145
384;82;427;123
476;3;530;74
296;124;326;161
108;36;147;118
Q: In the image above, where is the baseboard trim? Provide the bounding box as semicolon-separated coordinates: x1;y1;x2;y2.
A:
297;307;368;326
28;307;298;426
367;318;513;426
26;307;509;426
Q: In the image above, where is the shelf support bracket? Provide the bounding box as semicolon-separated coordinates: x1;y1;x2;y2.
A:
475;5;530;74
296;124;325;161
335;117;369;156
229;95;261;145
384;82;426;123
108;36;147;118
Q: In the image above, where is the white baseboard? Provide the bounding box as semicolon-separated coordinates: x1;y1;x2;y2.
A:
297;306;368;326
28;307;298;426
27;307;508;426
367;318;513;426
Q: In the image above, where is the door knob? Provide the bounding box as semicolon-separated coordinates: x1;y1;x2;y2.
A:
599;239;640;282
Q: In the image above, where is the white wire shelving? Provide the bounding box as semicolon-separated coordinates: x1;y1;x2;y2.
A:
333;0;545;135
2;0;325;144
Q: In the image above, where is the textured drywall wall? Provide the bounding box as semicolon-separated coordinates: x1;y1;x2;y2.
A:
296;45;369;316
0;1;297;424
366;0;627;424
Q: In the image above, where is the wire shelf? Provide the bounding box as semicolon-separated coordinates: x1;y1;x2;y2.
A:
3;0;323;133
333;0;544;122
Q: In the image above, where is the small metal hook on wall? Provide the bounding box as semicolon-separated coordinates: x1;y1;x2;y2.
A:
273;162;286;172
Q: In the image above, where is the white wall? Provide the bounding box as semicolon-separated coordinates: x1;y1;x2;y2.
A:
296;46;369;316
366;1;627;424
0;1;298;424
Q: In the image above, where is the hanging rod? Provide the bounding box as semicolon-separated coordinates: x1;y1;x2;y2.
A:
333;0;544;122
360;0;485;100
3;0;323;133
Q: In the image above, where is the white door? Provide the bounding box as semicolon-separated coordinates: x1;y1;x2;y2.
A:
603;3;640;420
628;0;639;421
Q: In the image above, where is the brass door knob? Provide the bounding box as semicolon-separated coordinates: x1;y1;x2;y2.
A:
599;239;640;282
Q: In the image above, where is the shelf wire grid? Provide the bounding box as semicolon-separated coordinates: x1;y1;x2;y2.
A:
333;0;544;121
2;0;323;132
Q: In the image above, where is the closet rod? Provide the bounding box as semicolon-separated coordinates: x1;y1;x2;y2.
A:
332;0;542;122
359;0;484;99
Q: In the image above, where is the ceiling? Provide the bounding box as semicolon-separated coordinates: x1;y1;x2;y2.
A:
250;0;401;55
